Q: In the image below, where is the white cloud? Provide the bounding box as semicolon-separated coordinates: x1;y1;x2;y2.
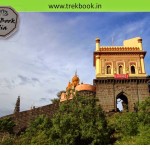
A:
0;13;95;116
0;13;150;117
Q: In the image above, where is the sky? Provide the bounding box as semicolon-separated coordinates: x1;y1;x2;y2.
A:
0;12;150;117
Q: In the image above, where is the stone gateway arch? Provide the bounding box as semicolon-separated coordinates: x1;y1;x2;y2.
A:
93;37;150;112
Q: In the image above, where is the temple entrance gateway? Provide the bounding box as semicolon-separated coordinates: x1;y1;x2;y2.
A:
93;37;150;112
116;93;128;112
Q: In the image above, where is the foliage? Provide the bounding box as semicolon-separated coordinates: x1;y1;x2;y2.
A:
51;98;60;104
114;124;150;145
110;112;139;136
0;133;16;145
18;115;52;144
49;94;111;145
0;117;16;144
18;94;111;145
1;96;150;145
108;97;150;145
135;124;150;144
138;97;150;125
0;117;15;134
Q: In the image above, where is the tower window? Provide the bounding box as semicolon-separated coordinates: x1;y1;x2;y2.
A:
118;66;123;74
131;66;135;74
106;66;111;74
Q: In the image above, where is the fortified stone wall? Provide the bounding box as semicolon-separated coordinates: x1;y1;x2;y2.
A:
138;82;150;102
0;77;149;133
96;82;114;112
0;103;59;134
77;90;96;97
94;77;150;112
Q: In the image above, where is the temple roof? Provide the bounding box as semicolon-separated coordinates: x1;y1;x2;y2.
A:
75;84;96;92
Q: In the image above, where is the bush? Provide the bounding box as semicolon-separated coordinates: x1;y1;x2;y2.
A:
18;115;52;145
108;97;150;145
0;117;15;134
49;95;111;144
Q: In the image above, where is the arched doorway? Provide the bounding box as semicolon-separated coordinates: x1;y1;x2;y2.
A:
106;66;111;74
131;66;135;74
116;92;128;112
118;66;123;74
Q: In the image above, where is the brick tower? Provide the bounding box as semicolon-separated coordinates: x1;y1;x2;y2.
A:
93;37;150;112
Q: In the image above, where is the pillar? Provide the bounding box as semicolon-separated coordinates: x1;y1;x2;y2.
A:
140;55;145;73
96;55;100;76
95;38;100;51
138;38;143;50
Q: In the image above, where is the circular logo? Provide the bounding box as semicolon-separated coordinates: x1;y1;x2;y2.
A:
0;6;19;38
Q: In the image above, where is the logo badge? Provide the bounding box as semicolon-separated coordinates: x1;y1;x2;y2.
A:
0;6;19;38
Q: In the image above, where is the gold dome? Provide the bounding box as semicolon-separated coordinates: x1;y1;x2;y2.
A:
72;75;79;82
72;73;80;87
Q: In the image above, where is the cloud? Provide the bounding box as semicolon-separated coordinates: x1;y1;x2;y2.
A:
18;75;40;86
0;12;150;117
31;77;40;83
39;98;50;103
18;75;30;85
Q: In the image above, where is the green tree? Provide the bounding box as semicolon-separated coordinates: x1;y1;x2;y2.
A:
18;94;111;145
0;117;16;145
138;97;150;125
0;133;15;145
17;96;150;145
51;98;60;104
0;117;15;134
18;115;52;145
109;97;150;145
49;94;111;144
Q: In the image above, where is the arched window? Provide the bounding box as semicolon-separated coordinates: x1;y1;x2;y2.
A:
118;66;123;74
106;66;111;74
131;66;135;74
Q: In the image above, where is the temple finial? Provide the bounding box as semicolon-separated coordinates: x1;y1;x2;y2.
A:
75;69;77;76
112;36;114;46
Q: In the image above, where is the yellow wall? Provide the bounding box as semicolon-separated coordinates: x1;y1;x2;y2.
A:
94;37;147;78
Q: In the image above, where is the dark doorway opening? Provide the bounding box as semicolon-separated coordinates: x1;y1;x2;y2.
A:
131;66;135;74
107;66;111;74
116;93;128;112
118;66;123;74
